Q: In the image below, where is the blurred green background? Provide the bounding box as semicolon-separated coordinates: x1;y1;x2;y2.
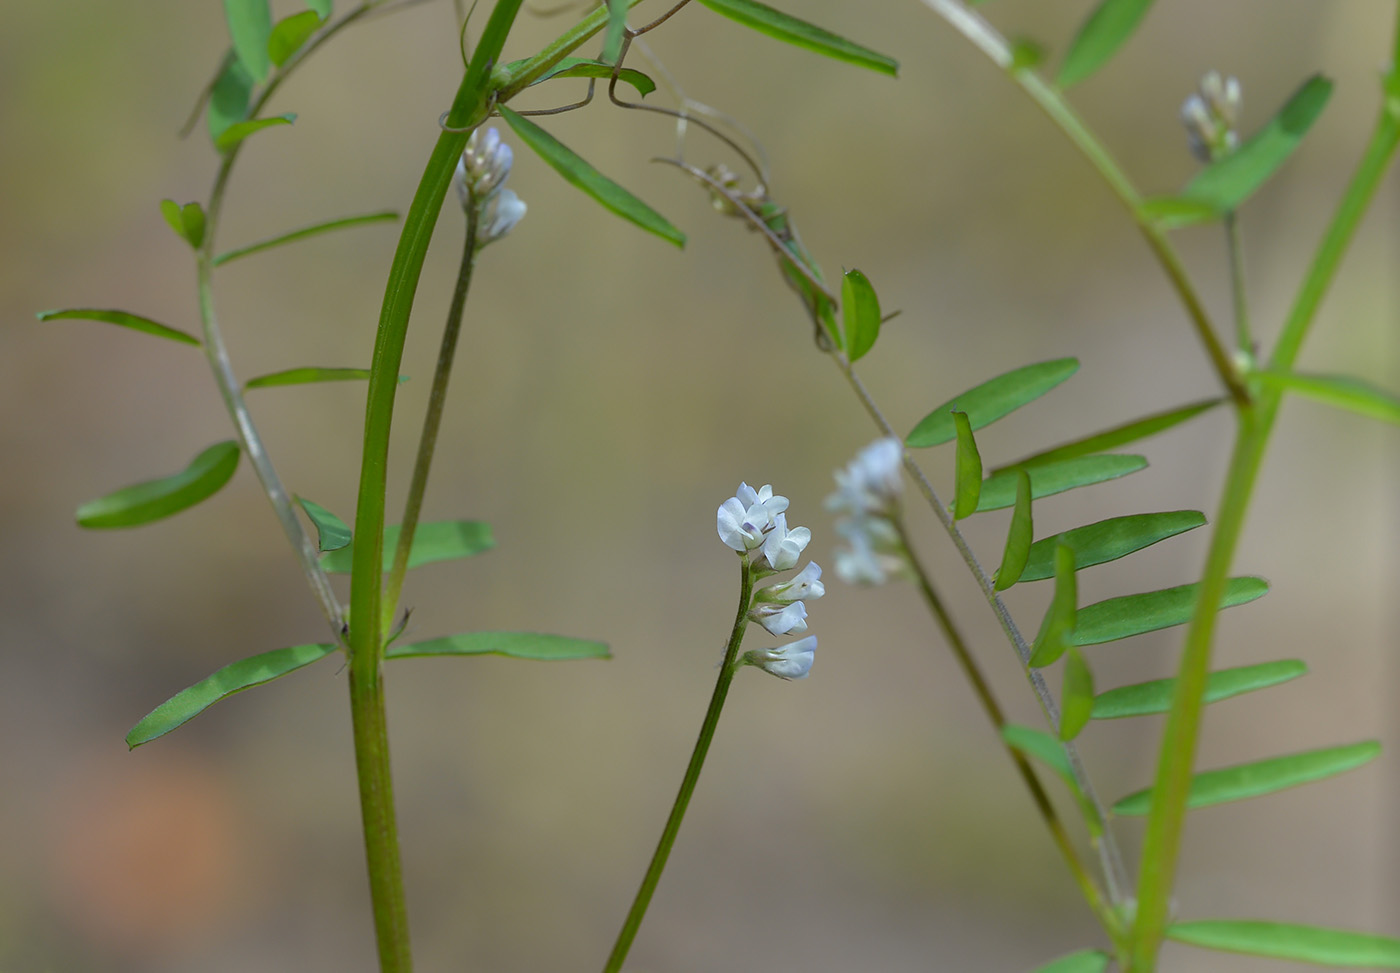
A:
1;1;1396;970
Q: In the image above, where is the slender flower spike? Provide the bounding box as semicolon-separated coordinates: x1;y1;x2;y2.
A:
828;438;910;586
452;126;526;245
1181;71;1242;163
741;636;816;680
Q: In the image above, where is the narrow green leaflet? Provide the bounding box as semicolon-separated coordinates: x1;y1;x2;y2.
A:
601;0;626;64
907;359;1079;447
952;412;983;520
1071;577;1269;646
1030;948;1111;973
841;268;881;361
1167;919;1400;967
522;57;656;98
246;367;375;389
1030;543;1077;667
215;113;296;153
995;398;1223;471
1060;647;1094;741
387;631;610;661
297;496;352;552
1140;196;1225;231
1256;369;1400;425
268;10;323;67
76;441;241;529
696;0;898;77
975;454;1147;513
1001;724;1075;786
1019;510;1205;582
214;210;399;266
36;308;200;347
224;0;274;82
160;199;206;248
321;520;494;573
1057;0;1154;88
306;0;331;17
1112;740;1381;816
126;642;337;748
1180;75;1332;217
993;470;1033;590
208;53;254;144
1092;659;1307;720
498;106;684;247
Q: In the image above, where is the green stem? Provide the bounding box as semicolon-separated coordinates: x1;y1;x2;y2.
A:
893;518;1122;942
382;208;481;634
602;559;754;973
1224;214;1252;360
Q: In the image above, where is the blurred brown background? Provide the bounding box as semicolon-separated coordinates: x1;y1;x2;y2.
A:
1;1;1396;970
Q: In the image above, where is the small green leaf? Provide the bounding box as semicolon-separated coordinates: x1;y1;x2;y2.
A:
907;358;1079;447
214;210;399;266
995;398;1223;471
296;497;352;552
160;199;207;248
1139;195;1224;230
1056;0;1155;88
245;367;379;389
696;0;899;76
214;112;295;153
975;454;1147;513
321;520;494;573
387;631;610;661
1072;577;1268;646
1001;724;1075;786
36;308;201;347
993;469;1033;590
268;10;323;67
498;106;684;247
841;268;881;361
1030;543;1077;667
1020;510;1205;581
77;441;241;529
208;53;254;144
523;57;657;98
126;642;337;748
601;0;626;63
1183;75;1333;214
1030;949;1110;973
1112;740;1381;816
306;0;331;18
224;0;274;82
1092;659;1308;720
1256;369;1400;425
952;412;983;520
1167;919;1400;967
1060;647;1094;741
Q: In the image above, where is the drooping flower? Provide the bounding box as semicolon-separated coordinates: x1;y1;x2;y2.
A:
741;636;816;680
750;600;808;636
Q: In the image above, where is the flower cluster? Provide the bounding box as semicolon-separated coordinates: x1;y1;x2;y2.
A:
827;437;909;585
452;126;527;244
717;483;823;679
1181;71;1242;163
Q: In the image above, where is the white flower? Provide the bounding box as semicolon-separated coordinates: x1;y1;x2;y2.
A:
751;600;808;636
480;188;527;244
833;514;905;586
1181;71;1241;163
757;513;811;572
736;482;788;530
827;437;903;518
718;497;766;551
757;561;824;604
742;636;816;680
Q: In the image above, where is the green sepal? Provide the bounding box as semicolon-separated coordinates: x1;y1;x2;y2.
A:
387;631;610;661
1059;647;1094;741
1092;659;1307;720
321;520;494;573
126;642;337;748
160;199;207;248
951;411;982;520
1019;510;1205;581
993;469;1033;590
1166;919;1400;967
1056;0;1155;88
840;268;881;362
907;358;1079;447
214;112;296;153
1112;740;1381;815
696;0;898;76
1071;577;1268;646
76;441;241;529
498;105;684;247
1029;543;1077;667
975;454;1147;513
36;308;201;347
296;496;352;552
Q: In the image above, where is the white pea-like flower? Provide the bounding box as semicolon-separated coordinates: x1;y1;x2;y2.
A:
757;561;824;604
742;636;816;680
717;483;790;552
480;188;527;243
751;600;808;637
452;126;526;244
827;437;903;518
758;513;811;572
1181;71;1242;163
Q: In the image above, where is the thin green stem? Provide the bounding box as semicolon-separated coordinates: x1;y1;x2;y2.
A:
893;517;1122;941
382;208;481;634
834;357;1130;907
602;559;754;973
915;0;1249;408
1224;214;1252;360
